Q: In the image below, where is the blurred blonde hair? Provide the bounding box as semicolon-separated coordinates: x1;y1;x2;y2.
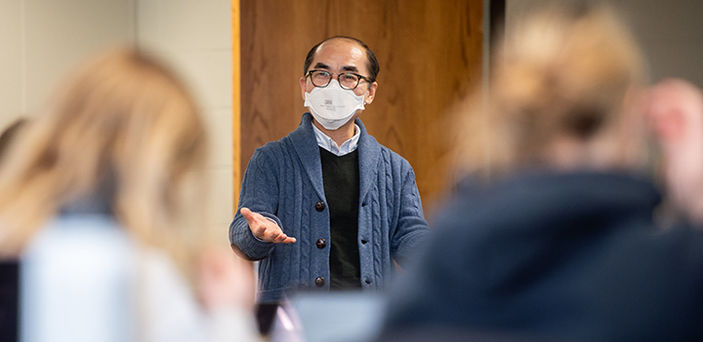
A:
0;48;207;258
456;2;647;179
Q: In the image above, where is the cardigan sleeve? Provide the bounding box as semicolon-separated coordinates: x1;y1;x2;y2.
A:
229;148;283;260
390;164;431;265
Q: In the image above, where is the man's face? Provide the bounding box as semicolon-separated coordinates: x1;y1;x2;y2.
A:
299;39;377;104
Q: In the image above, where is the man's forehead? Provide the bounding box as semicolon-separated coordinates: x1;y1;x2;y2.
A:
312;39;366;68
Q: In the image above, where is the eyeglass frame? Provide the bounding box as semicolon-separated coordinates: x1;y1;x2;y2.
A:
304;69;373;90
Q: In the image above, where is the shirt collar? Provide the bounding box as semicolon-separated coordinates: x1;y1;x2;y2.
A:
312;123;361;156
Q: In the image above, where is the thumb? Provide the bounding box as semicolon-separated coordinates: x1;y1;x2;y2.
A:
240;207;258;225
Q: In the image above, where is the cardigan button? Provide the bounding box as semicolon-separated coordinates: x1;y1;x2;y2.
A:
316;238;327;249
314;276;325;287
314;201;325;211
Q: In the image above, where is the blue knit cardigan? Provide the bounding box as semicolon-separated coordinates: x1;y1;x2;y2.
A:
229;113;430;302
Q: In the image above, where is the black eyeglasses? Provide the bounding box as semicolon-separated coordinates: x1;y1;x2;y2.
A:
305;70;372;90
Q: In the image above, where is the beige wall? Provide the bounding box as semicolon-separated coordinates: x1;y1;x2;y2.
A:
135;0;234;242
0;0;135;128
0;0;234;240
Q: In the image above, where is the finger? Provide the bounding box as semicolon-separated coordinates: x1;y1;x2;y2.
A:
256;223;283;242
268;231;283;242
272;235;296;244
264;225;287;242
272;233;289;243
281;236;296;244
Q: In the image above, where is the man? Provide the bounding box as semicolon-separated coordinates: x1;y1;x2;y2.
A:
229;36;430;303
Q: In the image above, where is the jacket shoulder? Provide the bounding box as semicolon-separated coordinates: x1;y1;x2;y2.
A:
249;135;296;164
373;141;413;172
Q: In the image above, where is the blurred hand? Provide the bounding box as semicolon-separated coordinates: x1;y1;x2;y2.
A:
646;79;703;222
197;247;256;312
240;207;296;243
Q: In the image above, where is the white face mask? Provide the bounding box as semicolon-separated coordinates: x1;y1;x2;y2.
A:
304;79;366;130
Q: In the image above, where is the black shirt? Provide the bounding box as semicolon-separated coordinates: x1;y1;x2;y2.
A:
319;147;361;289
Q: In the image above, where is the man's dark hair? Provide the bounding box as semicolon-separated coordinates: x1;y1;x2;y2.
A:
303;36;380;82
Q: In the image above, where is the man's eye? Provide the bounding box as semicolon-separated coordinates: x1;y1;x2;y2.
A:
341;74;358;81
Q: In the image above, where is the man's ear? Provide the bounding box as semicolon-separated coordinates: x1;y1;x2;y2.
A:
365;81;378;104
299;76;307;100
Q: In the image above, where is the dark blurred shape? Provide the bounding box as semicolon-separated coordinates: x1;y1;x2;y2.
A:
381;2;703;341
377;327;562;342
255;302;279;335
383;171;703;341
0;261;18;342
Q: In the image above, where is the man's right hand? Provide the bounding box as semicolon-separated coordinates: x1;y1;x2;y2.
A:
240;207;296;243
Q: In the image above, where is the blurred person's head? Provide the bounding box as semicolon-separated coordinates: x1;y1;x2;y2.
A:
0;48;207;257
456;2;648;179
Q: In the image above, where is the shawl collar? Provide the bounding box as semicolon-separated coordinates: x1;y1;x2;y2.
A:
289;113;381;204
356;117;381;205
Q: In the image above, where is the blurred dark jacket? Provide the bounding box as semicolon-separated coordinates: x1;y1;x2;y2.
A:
381;170;703;341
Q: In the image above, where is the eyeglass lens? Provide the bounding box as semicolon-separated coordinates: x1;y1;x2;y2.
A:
310;71;360;90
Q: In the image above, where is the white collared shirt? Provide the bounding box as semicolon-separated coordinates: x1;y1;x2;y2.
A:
312;123;361;156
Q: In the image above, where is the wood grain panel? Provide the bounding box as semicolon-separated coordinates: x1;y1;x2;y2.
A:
232;0;241;209
239;0;483;216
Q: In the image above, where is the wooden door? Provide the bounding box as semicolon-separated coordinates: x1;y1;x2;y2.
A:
237;0;483;216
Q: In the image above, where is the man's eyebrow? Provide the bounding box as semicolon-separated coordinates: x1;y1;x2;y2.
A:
313;62;330;70
341;65;359;73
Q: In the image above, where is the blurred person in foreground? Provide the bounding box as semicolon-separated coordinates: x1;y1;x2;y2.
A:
0;118;28;342
380;3;703;341
0;49;259;342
